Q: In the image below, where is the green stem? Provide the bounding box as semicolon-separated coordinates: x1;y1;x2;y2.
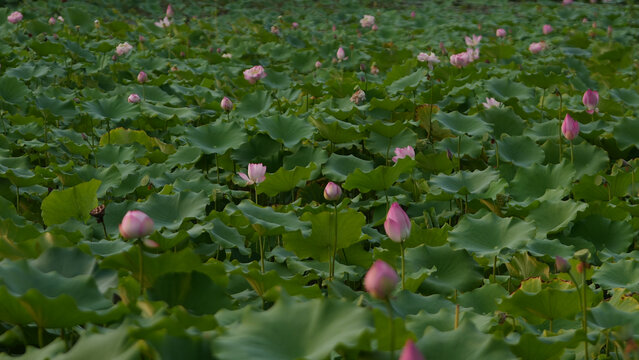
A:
493;256;497;283
400;240;405;290
454;289;459;329
331;204;338;280
457;134;462;171
215;154;220;184
570;140;574;165
495;141;500;168
386;299;395;360
558;93;563;163
582;262;589;360
540;88;545;122
15;186;19;215
138;243;144;294
38;326;43;348
255;187;265;273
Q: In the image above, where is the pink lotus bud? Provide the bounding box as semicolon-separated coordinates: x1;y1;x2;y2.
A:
410;11;416;18
315;61;322;69
543;24;553;35
561;114;580;141
112;55;118;61
292;22;299;29
496;28;506;37
115;42;133;56
384;202;411;243
128;93;141;103
323;182;342;201
166;4;174;18
221;96;233;111
137;71;148;83
49;17;56;25
372;24;378;31
350;89;365;105
364;260;398;300
332;25;336;32
216;47;222;53
243;65;267;84
119;210;154;239
336;47;346;61
392;146;415;163
555;256;571;273
528;41;546;54
582;89;599;114
238;163;267;185
7;11;23;24
482;97;501;109
399;340;425;360
360;15;375;28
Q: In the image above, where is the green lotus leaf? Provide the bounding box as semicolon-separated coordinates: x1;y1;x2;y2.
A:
310;116;366;144
449;211;535;258
565;215;634;254
256;115;315;148
164;146;203;168
140;102;197;121
99;128;175;154
497;136;544;167
322;154;374;182
282;208;366;262
510;332;573;360
505;252;550;281
35;96;77;119
457;283;509;315
592;259;639;292
509;162;575;204
486;77;534;101
257;163;317;197
208;218;248;255
0;219;41;260
387;68;427;94
214;297;372;360
41;179;101;226
0;76;29;105
525;199;587;236
343;157;415;193
480;107;526;138
365;128;417;156
433;111;491;137
612;117;639;151
236;90;273;118
429;168;500;196
83;96;140;122
588;301;639;331
147;271;230;315
184;121;247;155
609;88;639;107
54;325;140;360
233;200;311;237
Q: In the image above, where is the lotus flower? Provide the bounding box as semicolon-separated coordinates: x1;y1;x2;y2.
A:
115;42;133;56
384;202;411;243
238;163;267;185
417;52;440;69
128;94;141;103
482;97;501;109
221;97;233;111
528;41;546;54
336;47;347;61
399;340;425;360
543;24;553;35
166;4;174;17
7;11;23;24
315;61;322;69
243;65;267;84
450;52;471;68
496;28;506;37
324;182;342;201
155;16;171;28
561;114;580;141
270;25;280;35
563;0;573;4
465;34;482;47
364;260;398;300
292;22;299;29
137;71;148;83
119;210;154;239
48;17;56;25
410;11;416;18
360;15;375;28
350;89;365;105
370;64;379;75
392;146;415;163
57;16;64;23
582;89;599;114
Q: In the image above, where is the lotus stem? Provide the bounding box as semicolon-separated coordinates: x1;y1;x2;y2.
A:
330;204;338;280
454;289;459;329
582;262;589;360
400;240;405;290
570;140;574;165
138;242;144;295
386;299;395;360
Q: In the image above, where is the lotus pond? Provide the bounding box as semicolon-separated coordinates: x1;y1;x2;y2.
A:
0;0;638;359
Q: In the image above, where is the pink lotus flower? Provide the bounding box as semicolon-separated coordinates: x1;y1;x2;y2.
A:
561;114;580;141
449;52;471;68
166;4;174;17
399;340;425;360
364;260;398;300
336;47;347;61
543;24;553;35
49;17;56;25
528;41;546;54
221;97;233;111
137;71;148;84
465;34;482;47
324;182;342;201
417;52;440;69
350;89;365;105
243;65;267;84
119;210;154;239
392;146;415;163
410;11;416;18
372;24;378;31
128;94;141;103
270;25;280;35
115;42;133;56
496;28;506;37
155;16;171;28
292;22;299;29
238;163;267;185
582;89;599;114
315;61;322;69
360;15;375;28
482;97;501;109
7;11;23;24
384;202;411;243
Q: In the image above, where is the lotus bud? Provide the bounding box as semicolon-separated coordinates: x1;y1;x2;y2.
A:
94;19;100;29
384;202;411;243
315;61;322;69
128;93;141;103
561;114;580;140
166;4;174;18
49;17;56;25
221;96;233;111
496;28;506;37
399;340;425;360
137;71;148;83
372;24;378;31
323;182;342;201
292;22;299;29
364;260;398;300
543;24;553;35
582;89;599;114
410;11;416;18
336;47;346;61
119;210;154;239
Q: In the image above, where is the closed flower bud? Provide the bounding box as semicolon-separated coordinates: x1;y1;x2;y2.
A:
166;4;174;18
384;202;411;243
582;89;599;114
543;24;553;35
119;210;154;239
137;71;148;83
323;182;342;201
496;28;506;37
399;340;425;360
221;96;233;111
128;93;141;103
49;17;56;25
561;114;580;141
364;260;398;300
315;61;322;69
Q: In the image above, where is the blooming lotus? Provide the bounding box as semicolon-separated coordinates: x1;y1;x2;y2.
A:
496;28;506;37
350;89;365;105
7;11;23;24
465;34;482;47
221;53;232;59
450;52;471;68
115;42;133;56
220;97;233;111
360;15;375;28
417;52;440;69
238;163;267;185
384;202;411;243
128;94;141;103
399;340;425;360
243;65;267;84
561;114;580;140
582;89;599;114
482;97;501;109
528;41;546;54
323;182;342;201
392;146;415;163
364;260;398;300
155;16;171;28
119;210;154;239
543;24;553;35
